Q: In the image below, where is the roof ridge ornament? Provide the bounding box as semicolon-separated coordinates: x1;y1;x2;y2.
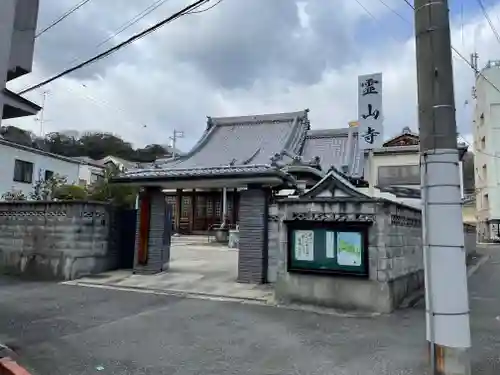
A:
206;116;214;131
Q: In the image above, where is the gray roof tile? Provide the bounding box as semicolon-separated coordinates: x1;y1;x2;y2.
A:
120;110;310;180
301;128;365;177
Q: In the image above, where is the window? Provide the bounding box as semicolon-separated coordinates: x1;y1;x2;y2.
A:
483;164;488;180
377;165;420;186
13;160;33;183
481;136;486;150
44;170;54;181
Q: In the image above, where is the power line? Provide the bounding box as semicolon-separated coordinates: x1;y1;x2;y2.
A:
36;0;92;38
475;0;500;45
95;0;171;50
353;0;402;43
18;0;218;95
377;0;408;23
187;0;224;14
398;0;500;98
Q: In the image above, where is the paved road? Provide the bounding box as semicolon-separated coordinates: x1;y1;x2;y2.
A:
0;251;498;374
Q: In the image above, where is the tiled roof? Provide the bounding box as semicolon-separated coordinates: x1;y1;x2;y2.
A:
301;128;365;177
118;110;310;181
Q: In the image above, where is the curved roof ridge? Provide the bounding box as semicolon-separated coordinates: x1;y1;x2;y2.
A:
210;109;309;126
282;109;310;156
306;128;352;138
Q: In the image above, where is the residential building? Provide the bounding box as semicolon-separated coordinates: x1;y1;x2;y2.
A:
0;137;84;196
473;60;500;241
94;155;139;171
73;156;106;185
363;126;467;194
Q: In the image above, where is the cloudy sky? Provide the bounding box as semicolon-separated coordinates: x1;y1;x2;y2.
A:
5;0;500;151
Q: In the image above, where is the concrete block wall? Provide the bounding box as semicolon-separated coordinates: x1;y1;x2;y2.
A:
270;198;425;313
133;187;169;275
238;187;269;283
0;201;115;280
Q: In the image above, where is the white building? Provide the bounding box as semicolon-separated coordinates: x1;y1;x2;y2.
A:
362;126;467;193
0;137;106;197
473;60;500;240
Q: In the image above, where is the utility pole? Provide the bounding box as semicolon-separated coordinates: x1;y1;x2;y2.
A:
35;90;49;136
169;129;184;158
414;1;471;374
0;0;16;123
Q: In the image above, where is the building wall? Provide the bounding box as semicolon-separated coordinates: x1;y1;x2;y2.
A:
474;63;500;224
78;164;104;186
0;142;81;196
0;201;118;280
364;151;464;195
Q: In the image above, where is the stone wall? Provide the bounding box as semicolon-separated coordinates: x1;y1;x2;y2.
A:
238;187;269;283
0;201;117;280
269;198;425;313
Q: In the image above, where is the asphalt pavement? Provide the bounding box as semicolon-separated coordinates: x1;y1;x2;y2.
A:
0;249;498;374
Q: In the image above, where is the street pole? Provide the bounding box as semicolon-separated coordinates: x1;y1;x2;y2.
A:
0;0;16;123
414;1;471;374
170;129;184;158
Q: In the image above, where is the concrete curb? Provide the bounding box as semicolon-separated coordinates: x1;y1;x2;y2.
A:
467;254;490;278
0;357;31;375
64;281;381;318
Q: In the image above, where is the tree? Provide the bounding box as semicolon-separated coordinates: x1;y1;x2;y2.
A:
87;165;138;208
0;125;34;146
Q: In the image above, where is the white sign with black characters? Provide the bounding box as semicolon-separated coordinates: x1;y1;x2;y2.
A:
358;73;384;150
294;230;314;261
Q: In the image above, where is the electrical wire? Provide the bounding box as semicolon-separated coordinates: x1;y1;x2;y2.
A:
18;0;219;95
396;0;500;98
353;0;402;43
187;0;224;14
95;0;172;50
36;0;93;38
475;0;500;45
377;0;408;23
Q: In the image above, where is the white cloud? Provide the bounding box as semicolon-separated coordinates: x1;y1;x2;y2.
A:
6;0;500;153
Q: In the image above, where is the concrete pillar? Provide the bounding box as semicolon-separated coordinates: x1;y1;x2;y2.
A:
133;186;171;275
237;186;269;283
0;0;16;122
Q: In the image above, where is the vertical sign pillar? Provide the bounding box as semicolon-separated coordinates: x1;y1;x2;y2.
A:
357;73;384;194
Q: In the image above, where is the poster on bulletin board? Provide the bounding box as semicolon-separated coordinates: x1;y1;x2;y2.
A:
294;230;314;261
337;232;362;266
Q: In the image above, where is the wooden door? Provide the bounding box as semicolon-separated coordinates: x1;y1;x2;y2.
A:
179;195;192;234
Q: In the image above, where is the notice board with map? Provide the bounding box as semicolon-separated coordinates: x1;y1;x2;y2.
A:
287;221;369;277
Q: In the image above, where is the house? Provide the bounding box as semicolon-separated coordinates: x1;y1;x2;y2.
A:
363;126;468;194
0;137;84;196
94;155;139;171
1;0;41;122
72;156;106;185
